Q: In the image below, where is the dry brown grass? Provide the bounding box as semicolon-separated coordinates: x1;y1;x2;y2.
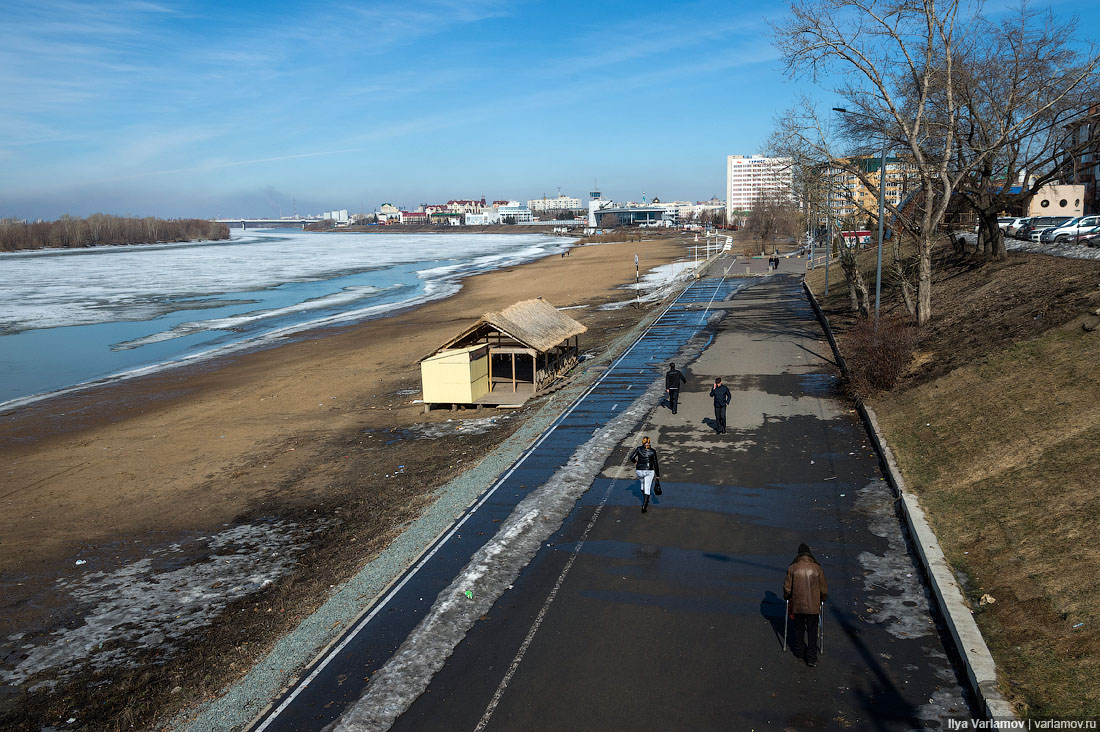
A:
876;325;1100;717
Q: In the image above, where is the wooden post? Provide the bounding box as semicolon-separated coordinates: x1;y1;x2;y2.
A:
511;352;516;392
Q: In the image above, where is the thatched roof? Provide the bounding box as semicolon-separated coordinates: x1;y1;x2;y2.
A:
427;298;586;358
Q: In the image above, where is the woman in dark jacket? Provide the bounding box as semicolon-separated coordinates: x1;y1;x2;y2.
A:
629;436;659;513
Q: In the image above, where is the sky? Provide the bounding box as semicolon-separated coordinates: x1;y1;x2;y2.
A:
2;0;1098;220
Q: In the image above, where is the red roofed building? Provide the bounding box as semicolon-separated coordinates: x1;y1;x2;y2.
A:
446;199;487;214
400;211;429;225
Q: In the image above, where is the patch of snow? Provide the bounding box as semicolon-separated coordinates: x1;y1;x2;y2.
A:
408;415;511;439
854;482;937;640
0;521;324;687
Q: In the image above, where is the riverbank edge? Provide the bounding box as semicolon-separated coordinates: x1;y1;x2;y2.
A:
0;231;581;413
802;281;1016;722
169;255;721;732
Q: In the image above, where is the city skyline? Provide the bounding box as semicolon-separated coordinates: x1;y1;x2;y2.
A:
3;0;1099;220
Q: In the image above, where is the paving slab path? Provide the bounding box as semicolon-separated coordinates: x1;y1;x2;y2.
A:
253;257;973;732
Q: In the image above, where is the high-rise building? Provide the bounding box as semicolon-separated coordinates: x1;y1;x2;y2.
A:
725;155;793;219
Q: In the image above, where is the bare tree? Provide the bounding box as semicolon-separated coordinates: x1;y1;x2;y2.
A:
775;0;972;325
776;1;1100;326
946;6;1100;258
746;189;798;252
0;215;229;252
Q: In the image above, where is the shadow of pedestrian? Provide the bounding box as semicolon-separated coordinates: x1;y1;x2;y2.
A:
702;417;720;433
760;591;787;648
626;478;658;507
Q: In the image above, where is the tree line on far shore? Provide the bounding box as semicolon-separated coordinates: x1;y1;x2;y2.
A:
0;214;230;252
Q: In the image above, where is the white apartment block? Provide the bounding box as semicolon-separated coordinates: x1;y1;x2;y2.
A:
725;155;794;218
495;201;533;223
321;209;350;223
527;195;582;212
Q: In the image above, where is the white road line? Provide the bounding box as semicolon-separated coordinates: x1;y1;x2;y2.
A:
249;280;700;732
698;270;728;325
474;470;623;732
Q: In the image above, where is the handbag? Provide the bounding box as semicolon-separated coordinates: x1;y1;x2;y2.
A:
654;478;662;495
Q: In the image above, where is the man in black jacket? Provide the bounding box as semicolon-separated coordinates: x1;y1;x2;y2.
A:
664;362;686;414
709;377;732;434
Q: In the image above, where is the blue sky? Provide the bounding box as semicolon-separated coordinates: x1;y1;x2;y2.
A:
1;0;1097;220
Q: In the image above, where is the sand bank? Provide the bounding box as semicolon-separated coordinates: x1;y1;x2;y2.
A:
0;237;689;573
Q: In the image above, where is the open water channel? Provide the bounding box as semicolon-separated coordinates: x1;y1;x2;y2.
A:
0;230;568;408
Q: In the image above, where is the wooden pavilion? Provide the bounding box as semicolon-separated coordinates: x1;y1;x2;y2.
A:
420;298;586;409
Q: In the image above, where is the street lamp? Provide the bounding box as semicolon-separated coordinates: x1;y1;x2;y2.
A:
833;107;887;324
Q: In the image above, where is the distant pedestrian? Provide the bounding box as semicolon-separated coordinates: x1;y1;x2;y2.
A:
665;362;687;414
629;436;660;513
784;543;828;667
709;377;732;434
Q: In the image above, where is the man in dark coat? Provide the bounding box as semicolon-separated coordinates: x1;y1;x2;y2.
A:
709;377;732;434
664;362;687;414
784;543;828;667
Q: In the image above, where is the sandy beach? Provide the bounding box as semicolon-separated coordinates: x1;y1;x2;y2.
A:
0;234;691;730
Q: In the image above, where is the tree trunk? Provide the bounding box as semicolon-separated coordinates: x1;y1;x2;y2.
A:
839;240;870;315
989;223;1007;259
973;211;1004;259
891;234;917;318
899;270;916;317
916;241;933;326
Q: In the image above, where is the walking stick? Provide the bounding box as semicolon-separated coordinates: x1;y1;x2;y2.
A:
782;600;789;651
819;601;824;654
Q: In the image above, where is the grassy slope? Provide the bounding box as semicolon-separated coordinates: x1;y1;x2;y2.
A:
806;243;1100;717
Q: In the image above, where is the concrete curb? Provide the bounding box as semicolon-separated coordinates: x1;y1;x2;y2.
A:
802;282;1017;722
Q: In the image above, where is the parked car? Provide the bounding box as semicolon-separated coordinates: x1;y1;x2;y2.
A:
1018;216;1072;241
1040;215;1100;243
1006;217;1033;237
1073;229;1100;245
974;216;1025;234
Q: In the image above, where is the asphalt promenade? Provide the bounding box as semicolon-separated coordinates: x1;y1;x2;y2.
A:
257;256;974;731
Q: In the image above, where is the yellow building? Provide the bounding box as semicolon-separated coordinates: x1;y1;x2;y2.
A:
420;298;586;409
827;155;917;224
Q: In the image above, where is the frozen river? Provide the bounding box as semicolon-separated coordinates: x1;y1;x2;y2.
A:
0;229;568;408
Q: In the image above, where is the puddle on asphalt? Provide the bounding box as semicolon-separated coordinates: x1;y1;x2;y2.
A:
797;372;839;395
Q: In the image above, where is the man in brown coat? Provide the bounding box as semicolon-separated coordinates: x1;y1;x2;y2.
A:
784;542;828;666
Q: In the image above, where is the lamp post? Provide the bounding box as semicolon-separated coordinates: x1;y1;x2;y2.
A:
833;107;887;324
825;178;832;297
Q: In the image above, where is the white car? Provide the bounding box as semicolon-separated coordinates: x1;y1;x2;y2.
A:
1006;217;1032;237
1040;215;1100;243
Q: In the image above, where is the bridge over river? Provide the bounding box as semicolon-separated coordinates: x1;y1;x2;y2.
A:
214;218;320;229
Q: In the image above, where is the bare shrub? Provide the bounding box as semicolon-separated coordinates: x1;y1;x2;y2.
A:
841;315;918;398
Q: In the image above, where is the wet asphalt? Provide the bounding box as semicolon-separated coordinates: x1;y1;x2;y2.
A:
254;256;974;731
